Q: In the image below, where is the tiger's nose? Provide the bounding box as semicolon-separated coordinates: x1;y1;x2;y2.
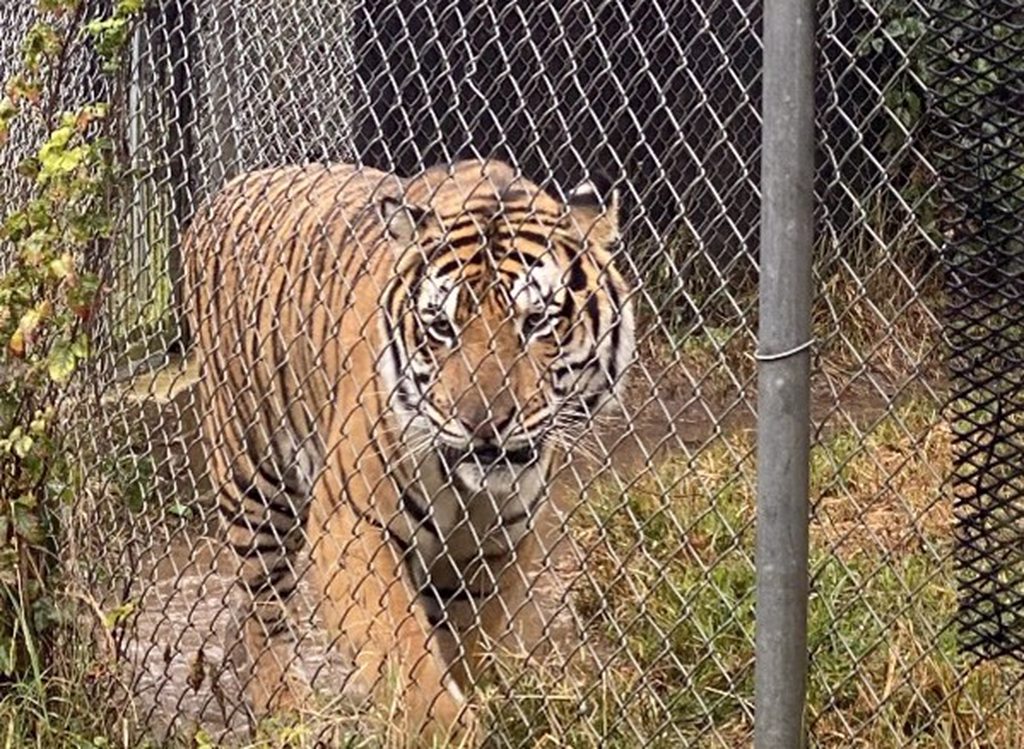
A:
456;397;514;441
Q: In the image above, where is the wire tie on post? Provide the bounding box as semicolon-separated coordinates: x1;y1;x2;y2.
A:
754;338;815;362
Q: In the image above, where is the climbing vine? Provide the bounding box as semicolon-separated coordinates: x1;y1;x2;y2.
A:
0;0;141;680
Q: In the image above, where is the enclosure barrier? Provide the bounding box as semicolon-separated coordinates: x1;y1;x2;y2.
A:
0;1;1022;747
755;0;815;745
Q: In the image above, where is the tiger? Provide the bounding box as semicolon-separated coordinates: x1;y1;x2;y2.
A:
183;158;635;743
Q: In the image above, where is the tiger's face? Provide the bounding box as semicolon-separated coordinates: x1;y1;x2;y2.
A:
377;164;635;483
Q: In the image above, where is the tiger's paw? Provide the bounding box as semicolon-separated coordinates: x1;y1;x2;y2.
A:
401;677;479;748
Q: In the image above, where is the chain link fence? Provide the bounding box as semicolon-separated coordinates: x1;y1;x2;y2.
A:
932;0;1024;664
2;0;1023;746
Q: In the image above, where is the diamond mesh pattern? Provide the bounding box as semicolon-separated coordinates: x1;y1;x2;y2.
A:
2;0;1023;746
930;0;1024;661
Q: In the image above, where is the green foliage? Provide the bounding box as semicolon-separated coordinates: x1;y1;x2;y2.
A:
930;0;1024;260
85;0;145;72
0;0;140;695
854;0;1024;249
846;0;936;249
854;5;930;155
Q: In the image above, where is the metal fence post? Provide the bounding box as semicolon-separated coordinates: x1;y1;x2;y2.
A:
755;0;816;746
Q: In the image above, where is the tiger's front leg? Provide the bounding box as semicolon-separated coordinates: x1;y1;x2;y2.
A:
307;496;476;745
451;524;549;691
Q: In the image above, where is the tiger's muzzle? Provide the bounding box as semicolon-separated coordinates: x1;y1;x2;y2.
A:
439;440;542;469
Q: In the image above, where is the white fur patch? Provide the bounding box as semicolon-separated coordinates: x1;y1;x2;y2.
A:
444;675;466;704
570;180;598;198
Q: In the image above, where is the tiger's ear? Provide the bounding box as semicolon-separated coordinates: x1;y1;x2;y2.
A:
379;196;432;244
566;173;620;245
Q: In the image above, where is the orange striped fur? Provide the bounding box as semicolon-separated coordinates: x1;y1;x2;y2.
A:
184;159;634;743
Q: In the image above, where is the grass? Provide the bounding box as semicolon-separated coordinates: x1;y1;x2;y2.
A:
472;395;1024;748
6;395;1021;748
631;211;944;422
0;624;131;748
4;245;1020;747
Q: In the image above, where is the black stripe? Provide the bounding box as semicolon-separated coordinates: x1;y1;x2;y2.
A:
434;255;469;278
356;507;414;556
494;206;564;224
331;451;414;556
605;333;620;385
218;497;298;535
254;459;306;498
368;415;414;491
560;292;576;320
607;283;623;382
500;489;547;527
560;354;599;374
494;229;557;252
217;486;241;514
585;293;602;333
382;282;411;396
230;538;289;559
425;608;453;631
443;231;485;254
400;489;441;538
265;617;293;637
607;281;622;320
425;583;494;603
567;260;588;291
241;564;293;596
505;250;543;267
231;470;302;519
582;392;604;412
353;414;423;555
496;267;520;285
387;529;412;554
434;215;486;245
498;507;534;527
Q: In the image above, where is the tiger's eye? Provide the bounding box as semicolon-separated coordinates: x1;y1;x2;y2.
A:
427;316;456;342
523;312;548;338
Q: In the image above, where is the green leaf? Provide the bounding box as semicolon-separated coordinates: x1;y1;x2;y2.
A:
885;17;906;37
12;433;34;458
103;600;136;629
0;97;17;119
49;253;74;279
47;340;77;383
22;22;62;71
39;0;82;12
83;18;124;38
117;0;144;14
39;144;88;180
2;211;30;241
0;548;18;589
12;502;43;543
168;503;192;518
16;156;40;179
71;333;89;359
903;17;925;39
